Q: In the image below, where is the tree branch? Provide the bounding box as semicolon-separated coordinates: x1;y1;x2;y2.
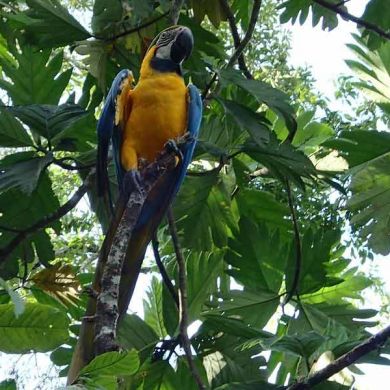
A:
287;324;390;389
167;208;206;390
202;0;262;99
152;234;179;308
219;0;253;79
227;0;262;67
0;170;94;264
94;149;178;355
284;180;302;305
312;0;390;40
96;12;170;42
169;0;184;25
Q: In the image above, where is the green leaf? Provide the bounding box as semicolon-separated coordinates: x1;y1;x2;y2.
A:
0;152;53;194
242;138;316;187
271;331;325;359
79;350;139;378
91;0;124;36
226;217;288;293
117;314;159;361
346;34;390;102
143;276;168;339
0;379;17;390
174;173;237;250
279;0;343;31
217;98;271;147
9;104;89;141
360;0;390;49
187;250;224;322
302;274;372;304
0;47;72;105
50;346;73;366
0;303;69;353
285;227;342;295
219;69;297;133
0;108;34;147
324;130;390;168
0;173;60;279
205;289;280;328
236;189;291;234
14;0;91;47
348;152;390;254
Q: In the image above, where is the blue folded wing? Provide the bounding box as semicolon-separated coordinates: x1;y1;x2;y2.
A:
96;69;131;197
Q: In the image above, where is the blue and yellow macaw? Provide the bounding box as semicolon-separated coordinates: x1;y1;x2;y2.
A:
96;25;202;315
68;26;201;382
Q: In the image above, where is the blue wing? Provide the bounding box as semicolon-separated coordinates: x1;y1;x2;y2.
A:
96;69;133;198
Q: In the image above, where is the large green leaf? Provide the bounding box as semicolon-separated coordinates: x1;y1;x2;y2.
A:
348;152;390;254
279;0;346;31
117;314;159;362
217;98;271;147
225;217;288;293
346;36;390;103
0;47;72;105
0;173;60;279
285;227;342;295
270;331;326;361
236;189;291;234
143;276;168;339
0;302;69;353
174;173;238;251
324;130;390;168
219;69;297;133
9;104;89;141
91;0;123;35
0;108;34;147
6;0;91;47
204;289;280;328
187;250;225;322
0;152;53;194
360;0;390;49
194;319;268;388
79;350;139;378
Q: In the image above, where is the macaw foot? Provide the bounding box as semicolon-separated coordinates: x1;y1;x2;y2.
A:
122;169;143;198
164;139;184;165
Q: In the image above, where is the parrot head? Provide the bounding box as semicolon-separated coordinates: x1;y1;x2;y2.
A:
150;26;194;65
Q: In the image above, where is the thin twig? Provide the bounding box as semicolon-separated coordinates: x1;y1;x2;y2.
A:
287;324;390;389
169;0;184;25
284;180;302;305
0;170;94;264
202;0;262;100
95;12;170;41
227;0;262;67
167;208;206;390
312;0;390;40
152;234;179;308
219;0;253;79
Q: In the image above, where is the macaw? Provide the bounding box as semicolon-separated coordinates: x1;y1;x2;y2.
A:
68;26;202;383
96;25;202;315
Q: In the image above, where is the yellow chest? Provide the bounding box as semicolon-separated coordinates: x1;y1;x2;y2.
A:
122;74;187;165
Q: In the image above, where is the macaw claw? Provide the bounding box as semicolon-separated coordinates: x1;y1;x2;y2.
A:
123;169;143;197
164;139;184;165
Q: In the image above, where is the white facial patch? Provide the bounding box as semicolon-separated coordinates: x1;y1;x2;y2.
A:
155;41;174;60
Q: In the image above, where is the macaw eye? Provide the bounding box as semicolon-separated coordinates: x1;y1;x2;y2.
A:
160;32;167;39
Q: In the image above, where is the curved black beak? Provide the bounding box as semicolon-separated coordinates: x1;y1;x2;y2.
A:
170;27;194;64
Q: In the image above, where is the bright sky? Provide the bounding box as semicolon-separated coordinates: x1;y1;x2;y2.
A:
1;1;389;389
288;1;390;388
